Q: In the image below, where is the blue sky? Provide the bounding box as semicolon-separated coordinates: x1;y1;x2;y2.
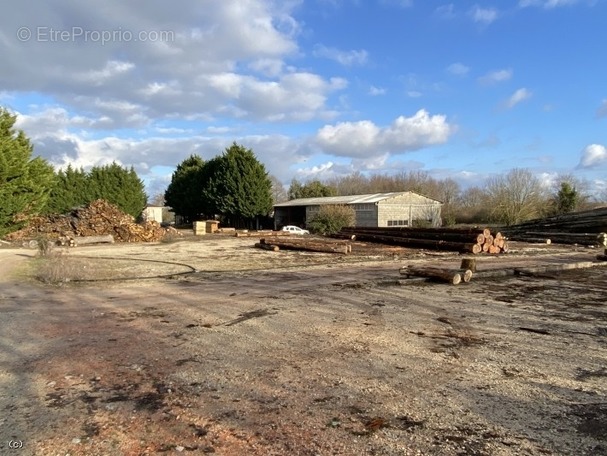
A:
1;0;606;198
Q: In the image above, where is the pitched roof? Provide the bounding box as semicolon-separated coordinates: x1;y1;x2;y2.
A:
274;191;440;207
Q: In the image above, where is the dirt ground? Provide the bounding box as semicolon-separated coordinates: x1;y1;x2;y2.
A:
1;234;606;456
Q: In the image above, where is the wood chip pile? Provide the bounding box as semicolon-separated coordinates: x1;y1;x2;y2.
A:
4;199;181;243
335;226;508;254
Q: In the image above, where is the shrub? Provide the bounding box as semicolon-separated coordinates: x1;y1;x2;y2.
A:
307;205;355;235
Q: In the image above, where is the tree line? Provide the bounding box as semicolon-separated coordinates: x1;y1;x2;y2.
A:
0;108;146;237
285;169;596;226
1;105;603;238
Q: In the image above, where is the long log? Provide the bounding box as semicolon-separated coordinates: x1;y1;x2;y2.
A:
72;234;115;246
339;228;488;244
254;242;279;251
260;238;350;254
343;232;479;253
400;266;462;285
236;231;291;237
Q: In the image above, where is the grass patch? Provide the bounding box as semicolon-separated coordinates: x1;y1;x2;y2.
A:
34;251;92;284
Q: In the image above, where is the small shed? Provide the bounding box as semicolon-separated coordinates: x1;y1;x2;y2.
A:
142;206;164;223
273;191;442;229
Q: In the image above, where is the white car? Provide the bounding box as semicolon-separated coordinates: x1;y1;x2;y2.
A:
281;225;310;235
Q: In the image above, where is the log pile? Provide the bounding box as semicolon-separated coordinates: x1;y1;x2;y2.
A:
255;237;352;254
335;227;507;255
4;199;182;243
500;206;607;246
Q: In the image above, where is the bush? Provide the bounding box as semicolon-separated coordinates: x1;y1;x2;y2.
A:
307;205;355;235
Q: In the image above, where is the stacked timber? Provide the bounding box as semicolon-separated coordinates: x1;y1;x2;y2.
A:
255;237;352;254
4;199;181;243
336;227;507;255
500;206;607;245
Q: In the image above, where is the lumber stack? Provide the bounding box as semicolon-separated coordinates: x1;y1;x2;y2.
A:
335;226;508;255
4;199;182;243
255;237;352;254
500;206;607;246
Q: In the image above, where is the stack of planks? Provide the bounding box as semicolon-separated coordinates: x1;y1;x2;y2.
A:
500;206;607;246
335;226;507;255
254;237;352;254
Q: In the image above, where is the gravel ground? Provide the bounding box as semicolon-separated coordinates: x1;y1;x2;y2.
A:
0;236;606;455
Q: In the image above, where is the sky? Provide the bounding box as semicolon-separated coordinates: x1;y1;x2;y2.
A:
1;0;606;199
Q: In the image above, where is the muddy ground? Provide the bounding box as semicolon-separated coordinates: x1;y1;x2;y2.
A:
0;235;606;455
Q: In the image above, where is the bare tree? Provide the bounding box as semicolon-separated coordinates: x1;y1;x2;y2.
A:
485;168;546;225
149;193;166;206
270;175;288;205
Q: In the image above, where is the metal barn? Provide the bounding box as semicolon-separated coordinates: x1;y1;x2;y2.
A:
273;191;442;229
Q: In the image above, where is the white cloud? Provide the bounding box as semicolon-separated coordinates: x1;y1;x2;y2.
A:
407;91;423;98
478;68;513;85
369;86;386;96
435;4;456;19
470;5;498;24
519;0;580;8
313;45;369;66
74;60;135;85
0;1;350;123
295;162;337;180
578;144;607;169
380;0;414;7
597;99;607;118
504;88;532;108
315;110;453;158
446;62;470;76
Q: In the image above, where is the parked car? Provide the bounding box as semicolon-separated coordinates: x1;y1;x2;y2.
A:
281;225;310;235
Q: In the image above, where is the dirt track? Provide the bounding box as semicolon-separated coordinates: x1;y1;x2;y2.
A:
1;236;606;455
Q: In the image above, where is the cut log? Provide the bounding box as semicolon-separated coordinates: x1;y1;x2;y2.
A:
254;242;279;251
514;261;607;276
476;233;485;245
400;266;463;285
462;269;473;283
72;234;115;246
259;238;349;254
460;258;477;272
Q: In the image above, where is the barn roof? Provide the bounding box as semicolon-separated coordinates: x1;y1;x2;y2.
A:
274;191;441;207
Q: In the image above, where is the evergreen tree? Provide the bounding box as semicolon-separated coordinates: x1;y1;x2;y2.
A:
204;143;272;228
44;165;91;214
553;182;579;215
88;162;147;218
164;154;207;223
0;108;55;237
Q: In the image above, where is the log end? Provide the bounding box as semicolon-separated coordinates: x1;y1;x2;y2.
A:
462;269;473;283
